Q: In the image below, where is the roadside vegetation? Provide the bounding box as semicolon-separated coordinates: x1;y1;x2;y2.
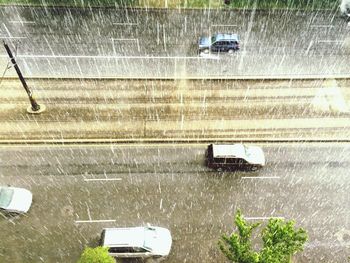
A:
77;246;117;263
0;0;341;10
219;210;308;263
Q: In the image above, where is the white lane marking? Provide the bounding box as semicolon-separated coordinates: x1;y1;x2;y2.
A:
242;176;280;179
84;178;122;182
0;36;27;39
113;22;138;26
75;219;116;223
245;216;285;220
317;40;344;43
310;25;334;28
111;38;138;41
211;24;238;27
0;54;218;60
9;20;35;24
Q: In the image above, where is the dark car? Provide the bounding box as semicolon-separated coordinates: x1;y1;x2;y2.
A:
198;33;240;54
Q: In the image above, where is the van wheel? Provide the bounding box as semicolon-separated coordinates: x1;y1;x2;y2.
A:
251;166;258;171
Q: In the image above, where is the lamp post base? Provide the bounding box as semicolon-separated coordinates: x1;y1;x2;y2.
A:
27;104;46;114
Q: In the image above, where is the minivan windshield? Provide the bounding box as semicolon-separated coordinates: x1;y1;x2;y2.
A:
0;187;14;208
143;228;157;251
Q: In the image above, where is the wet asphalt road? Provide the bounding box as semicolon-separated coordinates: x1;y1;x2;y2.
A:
0;7;349;77
0;143;349;263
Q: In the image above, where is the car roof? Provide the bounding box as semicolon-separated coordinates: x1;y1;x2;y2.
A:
214;33;239;41
212;144;246;158
103;227;145;248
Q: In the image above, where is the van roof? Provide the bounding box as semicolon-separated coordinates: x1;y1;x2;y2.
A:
214;33;239;41
103;227;145;248
212;144;246;158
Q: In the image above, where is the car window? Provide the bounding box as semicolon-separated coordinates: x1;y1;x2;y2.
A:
133;247;148;252
0;188;14;208
226;158;239;164
213;158;225;163
108;247;135;253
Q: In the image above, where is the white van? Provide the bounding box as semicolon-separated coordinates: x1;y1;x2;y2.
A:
100;225;172;259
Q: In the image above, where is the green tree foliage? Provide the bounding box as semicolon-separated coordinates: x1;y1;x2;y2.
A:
260;218;308;263
218;210;260;263
219;210;308;263
77;246;116;263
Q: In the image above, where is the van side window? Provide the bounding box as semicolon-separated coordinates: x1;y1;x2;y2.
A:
213;158;225;164
226;158;238;164
109;247;134;253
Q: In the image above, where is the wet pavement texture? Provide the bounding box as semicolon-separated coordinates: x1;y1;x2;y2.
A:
0;143;349;262
1;78;350;141
0;7;349;77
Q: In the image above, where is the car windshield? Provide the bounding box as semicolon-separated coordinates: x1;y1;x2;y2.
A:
0;188;14;208
211;36;216;43
243;145;251;157
143;227;157;251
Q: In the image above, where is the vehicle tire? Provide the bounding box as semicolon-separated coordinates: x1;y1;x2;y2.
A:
228;49;234;55
251;166;258;171
217;167;223;172
203;48;209;54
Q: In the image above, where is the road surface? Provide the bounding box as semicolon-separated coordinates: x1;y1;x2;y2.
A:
0;143;349;262
0;7;349;77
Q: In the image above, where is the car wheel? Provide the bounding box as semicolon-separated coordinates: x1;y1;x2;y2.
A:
217;167;223;172
251;166;258;171
203;48;209;54
228;49;234;54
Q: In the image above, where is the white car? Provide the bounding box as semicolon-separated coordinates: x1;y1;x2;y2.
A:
206;144;265;171
100;225;172;259
0;186;33;213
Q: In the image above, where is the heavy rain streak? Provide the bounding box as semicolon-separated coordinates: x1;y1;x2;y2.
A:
0;1;349;263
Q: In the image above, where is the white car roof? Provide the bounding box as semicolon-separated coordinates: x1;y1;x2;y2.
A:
103;227;145;248
212;144;246;158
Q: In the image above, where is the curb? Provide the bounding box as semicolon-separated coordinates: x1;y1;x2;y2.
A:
1;138;349;145
2;75;350;81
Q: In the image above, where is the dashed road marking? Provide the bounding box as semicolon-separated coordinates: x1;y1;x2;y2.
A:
113;22;138;26
75;219;116;223
83;178;122;182
9;20;35;24
245;216;285;220
242;176;280;179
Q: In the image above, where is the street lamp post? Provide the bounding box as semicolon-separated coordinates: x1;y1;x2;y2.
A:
3;41;45;113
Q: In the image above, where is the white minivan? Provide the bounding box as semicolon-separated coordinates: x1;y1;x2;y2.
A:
100;225;172;259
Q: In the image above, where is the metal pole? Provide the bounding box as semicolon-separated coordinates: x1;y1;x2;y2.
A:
3;41;41;112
